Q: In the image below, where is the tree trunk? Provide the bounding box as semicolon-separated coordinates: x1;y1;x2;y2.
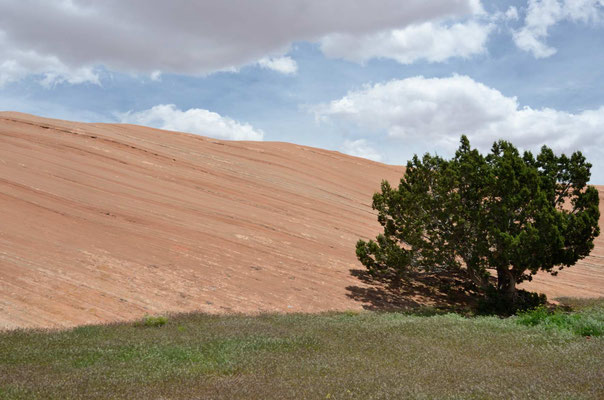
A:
496;266;516;303
461;252;488;290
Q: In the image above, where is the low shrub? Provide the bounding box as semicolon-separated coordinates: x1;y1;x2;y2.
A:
516;306;604;337
142;315;167;327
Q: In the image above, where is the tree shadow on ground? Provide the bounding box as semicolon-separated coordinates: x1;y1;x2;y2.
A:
346;268;483;313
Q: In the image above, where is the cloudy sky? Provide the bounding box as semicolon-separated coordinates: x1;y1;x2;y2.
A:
1;0;603;182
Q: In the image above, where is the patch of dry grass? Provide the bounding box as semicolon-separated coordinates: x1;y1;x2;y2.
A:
1;301;603;399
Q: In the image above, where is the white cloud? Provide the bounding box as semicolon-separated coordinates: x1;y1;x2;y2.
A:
315;75;604;175
0;32;100;87
505;6;519;21
321;20;493;64
513;0;604;58
342;139;383;161
149;71;162;82
0;0;481;84
257;56;298;75
118;104;264;141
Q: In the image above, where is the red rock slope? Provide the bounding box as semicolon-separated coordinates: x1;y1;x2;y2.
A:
0;112;602;329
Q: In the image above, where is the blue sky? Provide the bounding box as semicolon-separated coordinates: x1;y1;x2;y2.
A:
1;0;603;182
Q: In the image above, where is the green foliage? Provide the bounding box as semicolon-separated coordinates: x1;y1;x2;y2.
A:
517;305;604;337
142;315;167;327
357;136;600;310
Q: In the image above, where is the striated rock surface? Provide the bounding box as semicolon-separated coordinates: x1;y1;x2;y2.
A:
0;112;602;329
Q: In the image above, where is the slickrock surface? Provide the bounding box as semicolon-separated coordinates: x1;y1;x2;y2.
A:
1;112;602;329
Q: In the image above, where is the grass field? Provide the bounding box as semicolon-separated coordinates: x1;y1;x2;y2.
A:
1;299;603;399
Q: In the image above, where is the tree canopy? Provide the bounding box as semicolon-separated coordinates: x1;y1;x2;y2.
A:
356;136;600;311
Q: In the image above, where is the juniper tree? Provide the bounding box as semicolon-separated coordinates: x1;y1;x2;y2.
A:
356;136;600;310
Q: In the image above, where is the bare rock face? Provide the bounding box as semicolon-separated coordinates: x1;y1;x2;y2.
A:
0;112;602;329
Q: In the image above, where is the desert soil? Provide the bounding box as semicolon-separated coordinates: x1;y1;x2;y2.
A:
1;112;602;329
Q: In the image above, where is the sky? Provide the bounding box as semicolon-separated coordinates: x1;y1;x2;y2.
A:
1;0;603;183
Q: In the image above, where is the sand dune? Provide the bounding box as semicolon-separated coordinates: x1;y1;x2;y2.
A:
1;112;602;329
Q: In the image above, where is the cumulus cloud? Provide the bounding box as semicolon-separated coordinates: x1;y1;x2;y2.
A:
342;139;383;161
321;20;493;64
0;0;481;85
0;32;100;87
513;0;604;58
315;75;604;173
257;56;298;75
118;104;264;141
505;6;519;20
149;71;162;82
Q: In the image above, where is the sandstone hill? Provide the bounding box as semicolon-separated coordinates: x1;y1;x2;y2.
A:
1;112;602;329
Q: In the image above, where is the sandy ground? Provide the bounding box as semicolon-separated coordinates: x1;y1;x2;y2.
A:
1;112;602;329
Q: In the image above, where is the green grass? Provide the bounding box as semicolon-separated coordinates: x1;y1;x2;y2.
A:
140;315;168;327
517;304;604;337
1;300;603;399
